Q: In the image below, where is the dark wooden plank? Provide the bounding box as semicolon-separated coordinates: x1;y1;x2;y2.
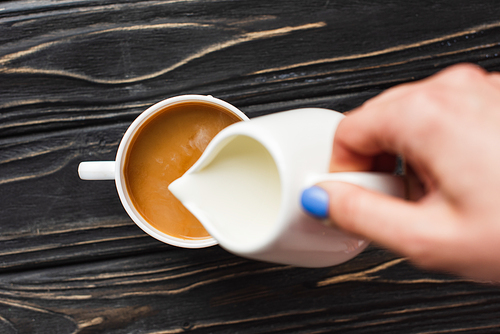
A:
2;0;500;136
0;246;499;334
2;0;500;333
2;0;500;270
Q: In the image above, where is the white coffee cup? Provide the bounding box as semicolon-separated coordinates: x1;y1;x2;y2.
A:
169;108;405;267
78;95;249;248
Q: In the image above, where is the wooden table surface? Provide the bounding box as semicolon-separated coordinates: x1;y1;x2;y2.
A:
2;1;500;333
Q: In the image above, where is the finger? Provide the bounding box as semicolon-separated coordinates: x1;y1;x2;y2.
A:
330;83;455;175
330;102;411;171
329;79;422;172
329;86;417;172
330;64;490;173
316;181;432;257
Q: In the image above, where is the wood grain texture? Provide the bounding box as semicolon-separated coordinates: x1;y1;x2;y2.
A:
2;0;500;332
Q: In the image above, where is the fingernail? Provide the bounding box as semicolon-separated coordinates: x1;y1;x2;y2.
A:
301;186;329;219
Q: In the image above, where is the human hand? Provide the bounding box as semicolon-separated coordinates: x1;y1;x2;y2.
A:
301;64;500;282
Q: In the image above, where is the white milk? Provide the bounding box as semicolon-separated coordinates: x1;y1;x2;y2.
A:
168;135;281;248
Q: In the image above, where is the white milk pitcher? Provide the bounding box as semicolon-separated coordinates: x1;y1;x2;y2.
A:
169;108;405;267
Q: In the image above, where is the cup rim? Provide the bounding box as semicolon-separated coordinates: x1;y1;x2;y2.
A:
115;95;249;248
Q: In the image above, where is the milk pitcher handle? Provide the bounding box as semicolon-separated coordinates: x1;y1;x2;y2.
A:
78;161;116;180
305;172;406;198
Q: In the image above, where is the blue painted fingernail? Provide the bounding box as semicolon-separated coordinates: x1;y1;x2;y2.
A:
301;186;329;219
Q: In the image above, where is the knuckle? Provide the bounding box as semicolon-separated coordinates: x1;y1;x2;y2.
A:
437;63;486;84
402;222;459;271
405;87;442;112
397;89;447;139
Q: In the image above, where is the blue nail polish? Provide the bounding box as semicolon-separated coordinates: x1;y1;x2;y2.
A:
301;186;329;219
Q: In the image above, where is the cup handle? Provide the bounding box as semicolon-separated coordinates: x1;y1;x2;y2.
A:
305;172;406;198
78;161;116;180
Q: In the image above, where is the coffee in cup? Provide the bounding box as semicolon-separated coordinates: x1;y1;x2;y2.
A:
78;95;249;248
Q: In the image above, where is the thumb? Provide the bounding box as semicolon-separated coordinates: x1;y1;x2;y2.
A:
301;182;424;256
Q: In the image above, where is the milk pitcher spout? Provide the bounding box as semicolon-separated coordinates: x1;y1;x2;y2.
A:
169;108;405;268
169;134;283;255
167;174;195;210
